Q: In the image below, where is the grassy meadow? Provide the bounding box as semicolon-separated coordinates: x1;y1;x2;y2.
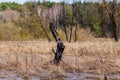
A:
0;40;120;79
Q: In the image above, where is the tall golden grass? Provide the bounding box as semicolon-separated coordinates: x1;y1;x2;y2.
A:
0;40;119;78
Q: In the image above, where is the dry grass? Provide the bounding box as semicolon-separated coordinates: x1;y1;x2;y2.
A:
0;40;120;78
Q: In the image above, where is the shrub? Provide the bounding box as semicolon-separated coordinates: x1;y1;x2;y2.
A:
42;1;56;9
92;23;102;37
0;2;22;11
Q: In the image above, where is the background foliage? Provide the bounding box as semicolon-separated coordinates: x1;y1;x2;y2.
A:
0;1;119;41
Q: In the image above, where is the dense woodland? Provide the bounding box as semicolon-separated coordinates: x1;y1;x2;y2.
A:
0;0;120;42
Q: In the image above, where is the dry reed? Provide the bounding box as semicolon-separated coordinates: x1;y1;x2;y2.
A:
0;40;119;78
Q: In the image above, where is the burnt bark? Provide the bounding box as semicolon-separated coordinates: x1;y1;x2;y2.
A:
50;22;65;64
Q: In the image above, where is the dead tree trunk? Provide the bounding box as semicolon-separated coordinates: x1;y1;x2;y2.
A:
69;25;73;43
74;25;77;42
69;4;75;43
64;26;69;42
50;22;65;64
102;0;119;42
110;14;118;42
63;2;69;42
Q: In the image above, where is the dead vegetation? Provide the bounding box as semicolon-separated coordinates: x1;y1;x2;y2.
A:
0;40;120;78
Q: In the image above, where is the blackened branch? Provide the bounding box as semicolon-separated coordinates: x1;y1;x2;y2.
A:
50;22;65;64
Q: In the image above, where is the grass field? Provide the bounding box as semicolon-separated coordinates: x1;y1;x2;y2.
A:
0;40;120;79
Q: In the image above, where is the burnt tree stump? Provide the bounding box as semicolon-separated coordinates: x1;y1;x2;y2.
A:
50;22;65;64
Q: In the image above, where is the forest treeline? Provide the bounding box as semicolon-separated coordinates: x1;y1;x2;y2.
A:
0;0;120;42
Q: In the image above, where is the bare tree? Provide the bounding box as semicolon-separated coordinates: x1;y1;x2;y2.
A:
62;2;69;42
69;3;75;43
102;0;119;42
